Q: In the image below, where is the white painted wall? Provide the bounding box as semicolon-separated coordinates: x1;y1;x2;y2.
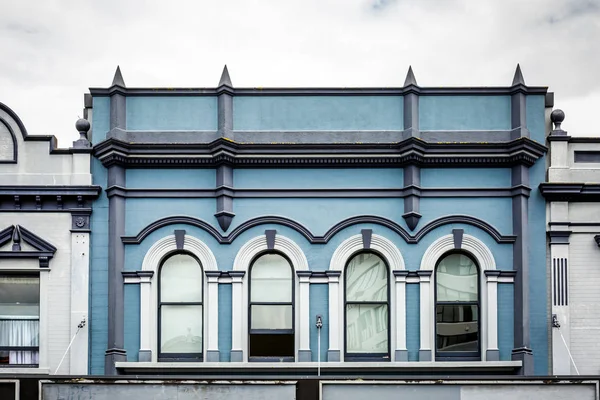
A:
0;105;91;375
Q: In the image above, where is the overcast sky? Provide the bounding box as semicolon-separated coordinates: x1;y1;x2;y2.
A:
0;0;598;146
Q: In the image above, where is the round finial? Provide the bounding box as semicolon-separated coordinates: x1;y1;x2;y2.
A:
551;109;565;125
550;109;565;131
76;118;90;133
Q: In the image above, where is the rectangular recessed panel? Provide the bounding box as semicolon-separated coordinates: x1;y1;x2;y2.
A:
322;384;460;400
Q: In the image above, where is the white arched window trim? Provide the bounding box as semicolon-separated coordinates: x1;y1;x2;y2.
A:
328;234;406;362
139;234;218;363
231;234;309;362
419;234;498;362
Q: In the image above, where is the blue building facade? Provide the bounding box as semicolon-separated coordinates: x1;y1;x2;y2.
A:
87;65;549;376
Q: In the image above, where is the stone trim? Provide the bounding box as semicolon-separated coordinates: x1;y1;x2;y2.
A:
539;183;600;201
122;214;516;246
0;186;101;212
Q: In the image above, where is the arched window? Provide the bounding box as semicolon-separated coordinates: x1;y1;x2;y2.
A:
435;252;480;360
249;253;294;361
158;253;203;361
345;251;390;361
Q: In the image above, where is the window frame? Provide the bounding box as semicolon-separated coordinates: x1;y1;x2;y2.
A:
157;251;204;362
434;250;481;361
0;272;40;368
248;251;295;362
343;250;391;362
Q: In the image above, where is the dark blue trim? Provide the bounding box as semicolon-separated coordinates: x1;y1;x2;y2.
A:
122;215;516;245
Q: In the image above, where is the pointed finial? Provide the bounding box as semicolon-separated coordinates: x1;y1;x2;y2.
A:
218;65;233;88
512;64;525;86
111;66;126;87
404;65;418;86
12;225;21;251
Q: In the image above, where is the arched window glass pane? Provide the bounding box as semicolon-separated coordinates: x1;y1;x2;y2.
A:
346;252;388;302
161;254;203;302
160;305;203;353
345;252;389;356
250;254;292;302
436;253;478;302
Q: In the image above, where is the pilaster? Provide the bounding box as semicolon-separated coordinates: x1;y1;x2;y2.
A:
326;270;341;362
511;164;533;374
69;230;89;373
393;270;408;361
229;271;245;362
417;270;432;361
205;271;221;362
297;271;312;362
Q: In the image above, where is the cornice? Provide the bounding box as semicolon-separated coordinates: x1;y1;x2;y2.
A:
94;137;547;168
0;185;101;212
539;183;600;201
88;86;548;97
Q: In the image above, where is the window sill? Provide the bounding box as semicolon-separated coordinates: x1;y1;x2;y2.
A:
116;360;522;376
0;367;50;374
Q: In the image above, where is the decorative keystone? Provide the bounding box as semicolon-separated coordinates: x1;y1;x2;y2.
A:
402;211;422;231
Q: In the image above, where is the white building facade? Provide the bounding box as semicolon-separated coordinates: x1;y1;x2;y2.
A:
0;102;99;375
542;109;600;375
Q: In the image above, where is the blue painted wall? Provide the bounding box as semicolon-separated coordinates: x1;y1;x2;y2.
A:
498;284;514;361
406;284;420;361
124;284;140;362
126;96;217;131
421;168;511;188
310;284;329;362
527;94;549;374
419;96;511;131
89;157;108;374
126;169;215;189
234;168;403;189
91;97;110;144
419;198;512;234
218;284;232;361
88;90;548;374
233;96;403;131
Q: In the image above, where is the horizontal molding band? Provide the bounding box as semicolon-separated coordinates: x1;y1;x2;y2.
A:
122;214;516;246
104;129;530;145
106;185;531;199
89;85;548;97
539;183;600;201
94;137;547;168
0;186;101;212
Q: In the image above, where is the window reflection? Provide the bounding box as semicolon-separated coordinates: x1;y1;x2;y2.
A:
435;253;480;358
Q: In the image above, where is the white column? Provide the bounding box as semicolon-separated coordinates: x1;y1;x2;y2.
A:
327;271;341;361
138;272;153;361
206;272;220;361
394;271;407;361
297;271;311;361
485;272;499;361
69;231;90;374
418;271;432;361
230;272;245;362
39;270;50;370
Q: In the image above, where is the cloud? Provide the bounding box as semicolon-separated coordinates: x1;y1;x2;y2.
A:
0;0;598;144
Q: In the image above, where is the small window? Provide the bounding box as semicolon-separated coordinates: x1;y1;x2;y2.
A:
249;253;294;361
158;253;203;361
345;252;390;361
435;252;480;360
0;274;40;366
